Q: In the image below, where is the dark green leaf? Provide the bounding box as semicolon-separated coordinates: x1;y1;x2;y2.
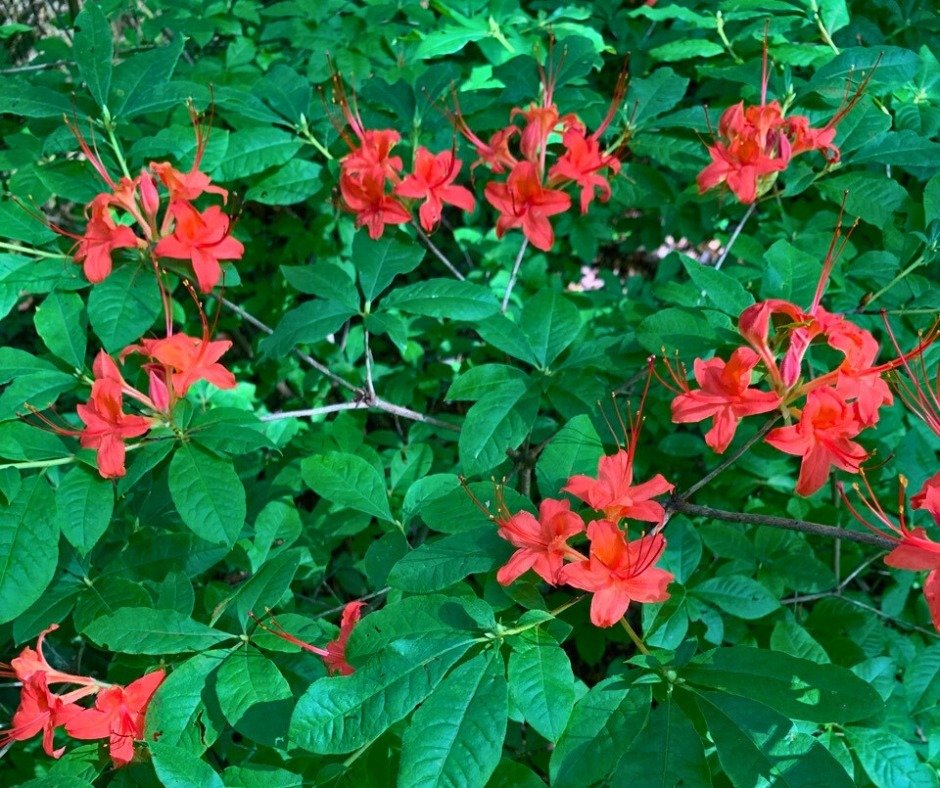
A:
169;444;247;547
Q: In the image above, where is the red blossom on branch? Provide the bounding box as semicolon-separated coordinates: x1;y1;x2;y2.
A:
495;498;586;586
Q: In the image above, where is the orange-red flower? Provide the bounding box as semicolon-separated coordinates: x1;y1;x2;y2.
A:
340;171;411;240
495;498;585;586
559;520;673;628
322;601;365;676
395;148;476;232
484;161;571;251
154;201;244;293
548;127;621;214
765;387;868;496
0;673;86;758
65;670;165;767
123;333;235;397
671;347;781;453
73;194;141;283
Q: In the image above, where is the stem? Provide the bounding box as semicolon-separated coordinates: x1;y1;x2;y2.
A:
0;240;68;260
0;455;77;471
299;126;334;161
364;329;376;400
372;396;460;432
415;225;466;280
714;202;756;271
715;11;743;65
812;0;841;54
501;237;529;313
864;255;926;308
679;415;780;499
619;617;651;656
669;501;896;549
103;121;132;180
260;403;367;421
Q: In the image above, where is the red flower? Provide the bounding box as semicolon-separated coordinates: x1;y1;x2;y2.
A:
340;171;411;240
76;352;153;479
150;162;227;204
671;347;782;454
495;498;585;586
484;161;571;251
73;195;141;284
0;673;85;758
154;201;244;293
341;129;404;183
0;624;97;688
549;127;621;214
395;148;476;232
65;670;165;767
124;333;235;397
559;520;673;628
912;472;940;521
322;601;365;677
765;387;868;496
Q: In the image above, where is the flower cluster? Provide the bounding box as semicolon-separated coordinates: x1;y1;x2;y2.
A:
697;38;870;204
665;217;932;496
0;625;164;767
489;370;675;628
32;112;240;480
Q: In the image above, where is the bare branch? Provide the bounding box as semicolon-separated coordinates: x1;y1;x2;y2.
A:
501;237;530;313
415;225;466;280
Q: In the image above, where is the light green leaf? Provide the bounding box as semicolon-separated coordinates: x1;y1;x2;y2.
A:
535;414;602;495
216;127;303;180
458;380;539;475
87;265;162;353
34;292;86;368
151;742;225;788
146;651;225;752
692;575;780;619
355;233;426;302
216;645;293;747
508;631;576;742
84;607;234;654
382;279;500;320
56;466;113;556
301;452;392;521
73;2;113;107
520;289;581;368
169;444;247;547
387;527;507;593
259;299;356;358
245;159;323;205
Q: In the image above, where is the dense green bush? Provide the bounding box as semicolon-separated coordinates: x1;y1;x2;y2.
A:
1;0;939;785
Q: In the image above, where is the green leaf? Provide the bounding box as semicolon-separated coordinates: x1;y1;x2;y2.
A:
355;233;426;302
245;159;323;205
535;414;602;495
852;129;940;169
169;444;247;547
301;452;392;522
83;607;234;654
387;527;507;592
382;279;500;320
256;64;312;121
692;575;780;619
447;364;529;402
550;680;652;787
925;172;940;227
0;370;76;422
34;292;86;368
636;307;720;356
216;548;300;627
289;635;476;754
846;727;939;788
110;36;185;117
146;651;225;752
259;299;356;358
682;258;754;315
56;466;113;556
415;20;489;59
73;2;113;107
216;127;303;180
0;476;58;625
812;46;920;92
520;289;581;367
0;202;58;245
398;650;508;787
458;380;539;475
649;40;724;62
215;645;293;747
87;265;162;353
474;313;540;366
0;77;73;118
151;742;224;788
684;646;884;723
695;691;853;787
611;694;710;788
629;68;690;126
508;631;576;742
281;262;359;309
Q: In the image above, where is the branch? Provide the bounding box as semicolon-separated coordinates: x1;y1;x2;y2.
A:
669;500;896;550
261;403;367;421
415;226;466;280
501;237;530;313
714;202;756;271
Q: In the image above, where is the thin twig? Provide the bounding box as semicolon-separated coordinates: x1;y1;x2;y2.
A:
415;226;466;280
364;330;376;400
501;237;530;312
670;501;896;549
372;396;460;431
261;403;367;421
679;415;780;499
714;202;756;271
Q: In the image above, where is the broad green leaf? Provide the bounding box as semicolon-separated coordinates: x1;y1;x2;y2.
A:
415;20;489;59
216;645;293;747
474;313;540;366
73;2;113;107
87;265;162;353
259;299;356;357
146;651;226;752
520;289;581;368
458;380;539;475
770;618;829;664
301;451;392;521
811;46;920;92
535;414;602;495
846;727;939;788
0;202;58;245
852;129;940;169
216;548;300;626
636;307;720;356
382;279;500;320
447;364;529;402
925;172;940;227
216;127;302;180
245;159;323;205
630;68;690;125
0;370;76;422
56;466;113;556
611;696;710;788
649;40;723;61
387;527;507;592
684;646;884;723
169;444;247;547
256;64;312;121
83;607;234;654
398;650;508;787
692;575;780;619
695;691;853;788
110;35;185;117
0;77;73;118
508;631;576;742
682;258;754;315
0;476;58;625
355;233;426;302
281;262;359;310
550;680;652;787
289;635;476;754
34;292;86;368
151;742;225;788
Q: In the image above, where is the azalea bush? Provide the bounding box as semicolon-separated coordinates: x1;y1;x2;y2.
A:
2;0;940;785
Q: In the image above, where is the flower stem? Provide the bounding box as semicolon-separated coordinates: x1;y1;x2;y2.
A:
619;617;651;656
501;237;530;313
0;240;67;260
